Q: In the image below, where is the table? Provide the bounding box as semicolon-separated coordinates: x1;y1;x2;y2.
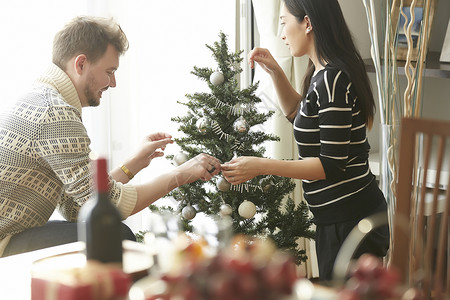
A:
0;240;153;300
0;241;339;300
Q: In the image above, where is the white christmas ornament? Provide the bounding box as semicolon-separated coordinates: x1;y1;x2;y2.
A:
173;152;189;166
219;204;233;216
210;71;224;86
238;200;256;219
182;205;196;220
233;116;249;133
216;177;231;192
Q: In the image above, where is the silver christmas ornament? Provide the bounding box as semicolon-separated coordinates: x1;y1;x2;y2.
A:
216;176;231;192
219;204;233;216
173;152;189;166
182;205;196;220
238;200;256;219
263;182;273;192
233;116;249;133
196;117;209;134
259;178;273;192
210;71;224;86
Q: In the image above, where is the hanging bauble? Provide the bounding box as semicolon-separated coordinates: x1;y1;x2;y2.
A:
259;177;273;192
182;205;196;220
263;182;273;192
173;152;189;166
219;204;233;217
210;71;224;86
233;116;249;133
196;117;210;134
216;176;231;192
238;200;256;219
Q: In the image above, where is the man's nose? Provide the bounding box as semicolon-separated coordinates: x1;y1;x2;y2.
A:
110;74;116;87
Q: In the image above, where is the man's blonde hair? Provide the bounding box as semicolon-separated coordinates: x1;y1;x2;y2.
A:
52;16;129;70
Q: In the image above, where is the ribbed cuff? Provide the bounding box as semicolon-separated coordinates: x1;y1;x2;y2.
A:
116;183;137;219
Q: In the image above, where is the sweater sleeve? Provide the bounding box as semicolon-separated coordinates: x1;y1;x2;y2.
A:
57;179;137;221
37;92;136;221
316;69;354;182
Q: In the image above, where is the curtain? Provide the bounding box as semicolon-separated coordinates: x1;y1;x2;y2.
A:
251;0;317;278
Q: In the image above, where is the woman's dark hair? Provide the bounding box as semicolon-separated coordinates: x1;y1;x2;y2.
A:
283;0;375;129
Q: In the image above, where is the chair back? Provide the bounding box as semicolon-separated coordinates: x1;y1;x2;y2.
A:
393;117;450;299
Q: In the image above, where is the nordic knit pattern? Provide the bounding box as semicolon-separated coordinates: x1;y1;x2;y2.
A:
0;64;137;255
294;65;379;225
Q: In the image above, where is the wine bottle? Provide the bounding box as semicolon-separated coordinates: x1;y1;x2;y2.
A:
78;157;123;264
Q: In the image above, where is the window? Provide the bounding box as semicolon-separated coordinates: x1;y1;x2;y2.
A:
104;1;240;231
98;0;238;179
0;0;91;108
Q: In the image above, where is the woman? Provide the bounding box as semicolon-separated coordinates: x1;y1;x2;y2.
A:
221;0;389;282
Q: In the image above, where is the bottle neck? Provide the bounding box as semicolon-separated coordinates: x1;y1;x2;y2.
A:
95;158;109;193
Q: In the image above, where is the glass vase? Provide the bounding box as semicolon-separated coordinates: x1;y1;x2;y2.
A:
379;123;401;260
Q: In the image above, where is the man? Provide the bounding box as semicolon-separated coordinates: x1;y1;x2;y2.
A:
0;16;221;257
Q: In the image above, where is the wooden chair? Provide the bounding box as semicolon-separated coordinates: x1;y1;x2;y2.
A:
392;117;450;299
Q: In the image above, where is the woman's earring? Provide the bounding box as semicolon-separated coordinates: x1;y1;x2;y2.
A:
306;27;312;33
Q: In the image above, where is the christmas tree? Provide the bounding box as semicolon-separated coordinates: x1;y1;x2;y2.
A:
152;32;314;264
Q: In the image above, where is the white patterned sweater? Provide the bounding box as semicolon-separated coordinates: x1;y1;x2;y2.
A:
0;64;137;255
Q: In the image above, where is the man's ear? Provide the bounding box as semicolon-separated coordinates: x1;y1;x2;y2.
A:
74;54;88;75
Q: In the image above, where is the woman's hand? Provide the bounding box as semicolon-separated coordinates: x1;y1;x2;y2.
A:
248;48;279;75
175;153;222;185
249;47;300;120
221;156;263;185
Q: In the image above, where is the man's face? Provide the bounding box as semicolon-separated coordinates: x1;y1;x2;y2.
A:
82;44;119;107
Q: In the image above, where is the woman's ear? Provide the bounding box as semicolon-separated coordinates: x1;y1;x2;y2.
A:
304;15;313;33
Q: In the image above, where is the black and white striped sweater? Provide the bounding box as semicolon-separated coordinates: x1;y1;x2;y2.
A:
293;65;381;225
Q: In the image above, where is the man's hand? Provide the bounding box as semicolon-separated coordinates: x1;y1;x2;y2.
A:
135;132;174;169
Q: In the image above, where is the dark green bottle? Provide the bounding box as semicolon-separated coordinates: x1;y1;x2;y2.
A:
78;158;123;264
